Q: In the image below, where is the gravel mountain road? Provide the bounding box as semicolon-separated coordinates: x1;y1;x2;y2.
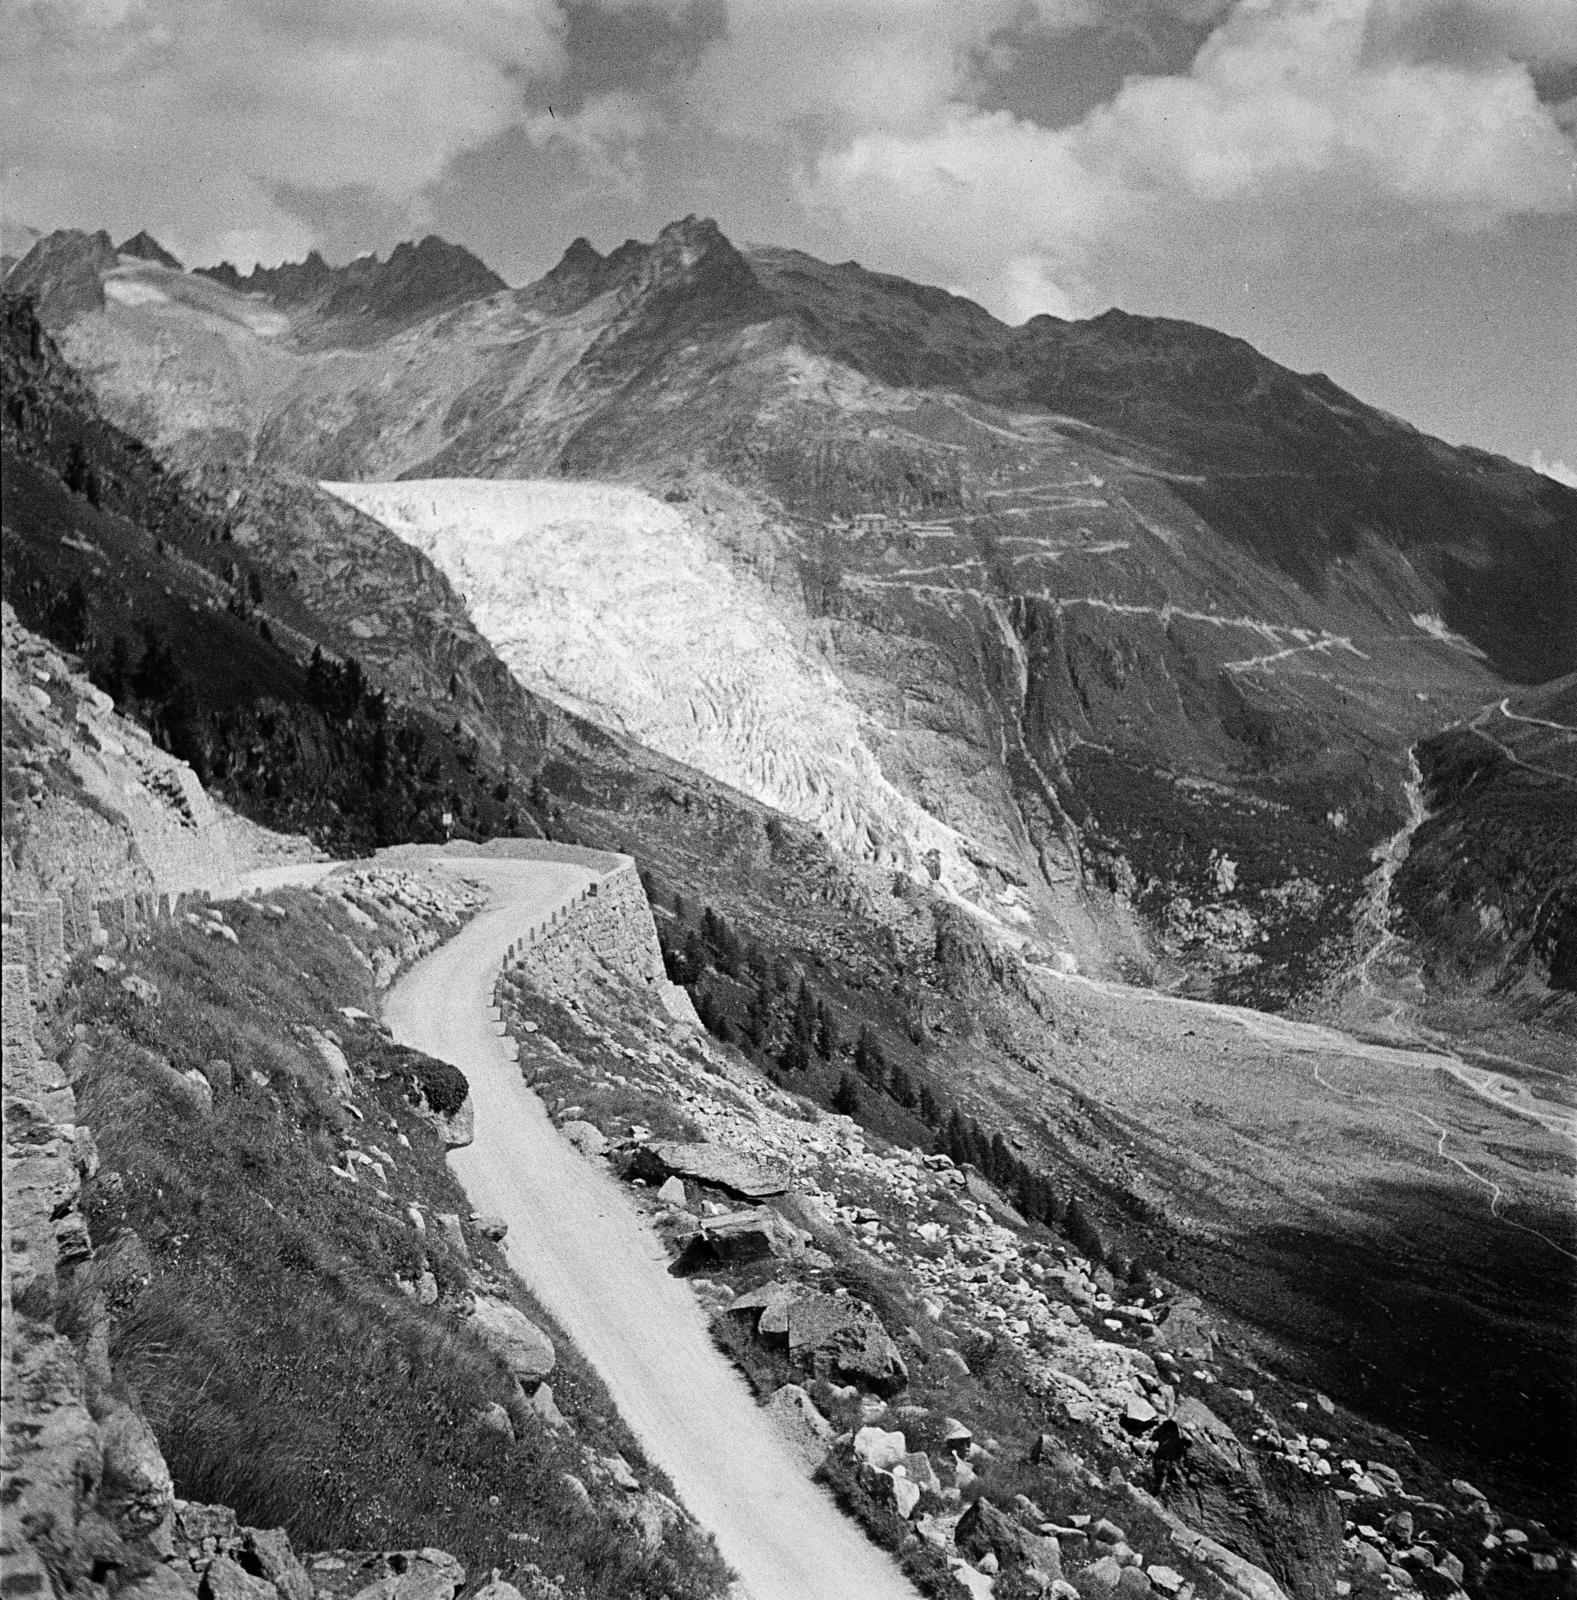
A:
381;856;921;1600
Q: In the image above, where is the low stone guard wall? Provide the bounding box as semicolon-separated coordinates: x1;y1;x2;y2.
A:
488;844;698;1027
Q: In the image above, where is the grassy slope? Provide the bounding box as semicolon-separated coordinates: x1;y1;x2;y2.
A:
62;889;728;1600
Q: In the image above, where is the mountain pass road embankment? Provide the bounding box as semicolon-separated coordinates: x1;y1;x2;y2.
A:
382;856;921;1600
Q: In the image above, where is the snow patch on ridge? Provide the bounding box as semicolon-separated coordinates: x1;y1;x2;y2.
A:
321;477;989;901
1410;612;1487;658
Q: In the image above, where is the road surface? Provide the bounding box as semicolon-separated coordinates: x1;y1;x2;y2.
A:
382;857;920;1600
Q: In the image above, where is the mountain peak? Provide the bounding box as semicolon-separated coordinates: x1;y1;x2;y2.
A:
639;215;749;290
561;236;602;267
117;231;182;270
612;216;764;324
5;228;119;323
195;234;504;332
330;234;505;324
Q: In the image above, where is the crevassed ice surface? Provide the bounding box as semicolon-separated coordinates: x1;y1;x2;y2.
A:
322;478;986;899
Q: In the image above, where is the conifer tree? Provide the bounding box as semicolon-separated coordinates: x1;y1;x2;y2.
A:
918;1082;943;1127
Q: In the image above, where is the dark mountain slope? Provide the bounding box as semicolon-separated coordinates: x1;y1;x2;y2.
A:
117;229;182;269
1;294;537;849
749;248;1577;682
5;254;1575;1548
195;235;507;338
1396;675;1577;1009
5;226;120;322
19;216;1572;1005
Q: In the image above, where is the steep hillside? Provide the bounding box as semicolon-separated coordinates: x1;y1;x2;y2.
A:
1;296;544;850
11;218;1571;1005
6;226;1575;1576
1395;678;1577;1014
1;610;730;1600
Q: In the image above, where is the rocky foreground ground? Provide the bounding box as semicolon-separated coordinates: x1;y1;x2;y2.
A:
497;925;1574;1600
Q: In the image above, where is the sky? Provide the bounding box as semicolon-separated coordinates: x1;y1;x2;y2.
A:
3;0;1574;475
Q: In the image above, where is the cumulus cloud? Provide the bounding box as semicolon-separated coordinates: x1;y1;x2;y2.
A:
795;0;1575;321
1530;451;1577;487
1364;0;1577;66
522;90;652;202
0;0;567;265
679;0;1055;139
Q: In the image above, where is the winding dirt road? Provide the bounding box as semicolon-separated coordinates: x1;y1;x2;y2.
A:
382;857;920;1600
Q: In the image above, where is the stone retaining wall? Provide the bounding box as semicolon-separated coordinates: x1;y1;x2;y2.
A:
499;849;698;1026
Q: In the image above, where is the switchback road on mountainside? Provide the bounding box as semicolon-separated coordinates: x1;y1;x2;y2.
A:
381;856;921;1600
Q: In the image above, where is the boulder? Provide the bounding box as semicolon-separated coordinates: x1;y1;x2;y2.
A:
306;1030;354;1099
786;1292;908;1396
124;1569;202;1600
943;1418;974;1457
475;1403;514;1440
560;1120;608;1159
875;1470;923;1521
956;1496;1062;1580
1354;1544;1388;1576
529;1383;567;1431
1128;1484;1290;1600
1384;1512;1415;1546
434;1214;468;1262
1030;1432;1081;1473
627;1140;790;1200
1121;1396;1160;1433
181;1069;214;1111
903;1451;942;1496
1157;1300;1215;1361
676;1207;803;1269
173;1500;242;1553
435;1095;474;1149
657;1176;688;1208
1155;1408;1340;1600
201;1557;276;1600
99;1404;174;1534
340;1551;465;1600
244;1528;313;1600
474;1214;508;1241
470;1298;555;1382
926;1347;971;1385
854;1426;909;1472
766;1384;835;1470
728;1279;800;1328
1078;1557;1126;1598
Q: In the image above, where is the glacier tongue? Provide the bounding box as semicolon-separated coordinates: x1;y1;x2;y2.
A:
322;477;991;902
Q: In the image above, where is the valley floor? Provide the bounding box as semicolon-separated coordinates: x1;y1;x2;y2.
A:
382;855;922;1600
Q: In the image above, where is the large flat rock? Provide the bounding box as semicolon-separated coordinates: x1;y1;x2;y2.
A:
629;1140;790;1200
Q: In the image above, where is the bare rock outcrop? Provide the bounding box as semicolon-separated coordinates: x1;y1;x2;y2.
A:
1153;1403;1341;1600
469;1296;557;1384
